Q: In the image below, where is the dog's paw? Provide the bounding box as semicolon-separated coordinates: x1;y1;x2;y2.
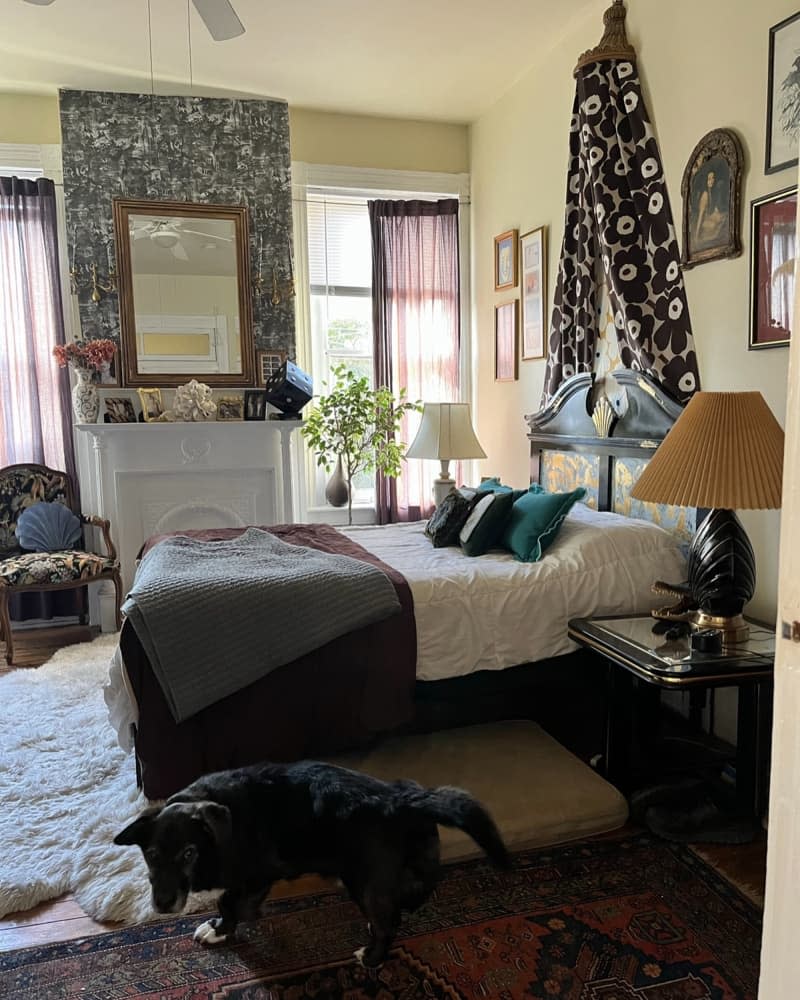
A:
353;946;383;969
193;919;229;946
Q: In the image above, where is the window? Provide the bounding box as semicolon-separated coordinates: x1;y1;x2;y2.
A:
294;164;471;516
306;194;374;505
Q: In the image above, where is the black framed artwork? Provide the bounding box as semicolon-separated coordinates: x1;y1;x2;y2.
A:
749;186;797;350
766;11;800;174
244;389;268;421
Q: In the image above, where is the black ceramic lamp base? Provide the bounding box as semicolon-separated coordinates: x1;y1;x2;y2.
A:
688;508;756;645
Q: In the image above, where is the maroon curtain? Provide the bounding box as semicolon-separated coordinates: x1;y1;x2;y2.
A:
1;176;81;621
369;199;461;523
543;58;700;405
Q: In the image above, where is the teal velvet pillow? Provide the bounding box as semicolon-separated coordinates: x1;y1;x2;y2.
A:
476;477;503;493
459;491;516;556
501;487;587;562
476;478;546;495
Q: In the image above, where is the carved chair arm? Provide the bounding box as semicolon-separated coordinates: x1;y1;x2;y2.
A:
80;514;118;562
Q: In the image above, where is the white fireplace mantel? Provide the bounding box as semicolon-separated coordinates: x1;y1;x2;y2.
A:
75;420;303;596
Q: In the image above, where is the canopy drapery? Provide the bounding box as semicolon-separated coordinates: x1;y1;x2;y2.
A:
543;0;700;406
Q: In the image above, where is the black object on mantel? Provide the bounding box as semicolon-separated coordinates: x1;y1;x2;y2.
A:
265;360;313;418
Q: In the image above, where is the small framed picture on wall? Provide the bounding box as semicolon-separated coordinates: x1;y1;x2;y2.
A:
494;301;518;381
519;226;547;360
493;229;518;291
749;186;797;350
256;350;288;386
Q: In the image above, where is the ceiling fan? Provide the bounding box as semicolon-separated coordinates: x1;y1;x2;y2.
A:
23;0;245;42
131;219;234;260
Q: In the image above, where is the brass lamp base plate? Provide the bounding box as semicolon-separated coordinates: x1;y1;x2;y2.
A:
688;611;749;646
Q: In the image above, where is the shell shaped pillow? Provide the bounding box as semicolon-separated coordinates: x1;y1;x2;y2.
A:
16;502;82;553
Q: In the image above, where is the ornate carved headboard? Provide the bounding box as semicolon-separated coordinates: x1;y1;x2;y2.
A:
525;371;696;541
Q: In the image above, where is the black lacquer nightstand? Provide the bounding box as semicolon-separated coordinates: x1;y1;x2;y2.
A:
568;615;774;823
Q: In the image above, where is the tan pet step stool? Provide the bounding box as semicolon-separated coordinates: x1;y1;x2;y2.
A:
328;720;628;861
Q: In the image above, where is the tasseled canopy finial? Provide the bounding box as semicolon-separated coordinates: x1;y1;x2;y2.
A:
574;0;636;75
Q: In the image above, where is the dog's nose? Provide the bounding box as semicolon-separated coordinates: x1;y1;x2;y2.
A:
153;892;177;912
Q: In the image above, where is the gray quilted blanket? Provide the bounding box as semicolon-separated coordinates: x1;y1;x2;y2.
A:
121;527;401;722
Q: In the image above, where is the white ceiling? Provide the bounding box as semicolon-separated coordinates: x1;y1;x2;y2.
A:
3;0;599;123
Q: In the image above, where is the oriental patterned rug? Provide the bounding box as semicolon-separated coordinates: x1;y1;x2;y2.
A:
0;833;761;1000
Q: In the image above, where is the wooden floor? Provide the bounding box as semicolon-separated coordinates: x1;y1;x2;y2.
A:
0;627;768;954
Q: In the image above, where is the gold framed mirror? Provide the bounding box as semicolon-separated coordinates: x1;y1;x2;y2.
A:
113;198;255;387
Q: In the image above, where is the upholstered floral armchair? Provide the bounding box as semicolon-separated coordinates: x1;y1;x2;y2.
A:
0;463;122;665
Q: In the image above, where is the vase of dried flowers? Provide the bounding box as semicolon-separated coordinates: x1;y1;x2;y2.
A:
53;338;116;424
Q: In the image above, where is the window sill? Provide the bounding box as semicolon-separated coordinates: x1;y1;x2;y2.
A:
305;505;377;526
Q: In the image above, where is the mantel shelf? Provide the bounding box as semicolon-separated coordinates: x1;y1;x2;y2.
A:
75;421;303;433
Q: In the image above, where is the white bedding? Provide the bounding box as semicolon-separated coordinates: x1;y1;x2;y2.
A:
105;504;686;748
343;503;686;682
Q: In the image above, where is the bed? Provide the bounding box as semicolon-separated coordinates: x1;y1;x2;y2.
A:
107;371;692;799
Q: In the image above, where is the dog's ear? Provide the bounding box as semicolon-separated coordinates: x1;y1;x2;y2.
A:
114;806;162;847
194;801;232;847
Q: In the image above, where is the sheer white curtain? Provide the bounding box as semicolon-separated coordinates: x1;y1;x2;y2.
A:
0;176;73;473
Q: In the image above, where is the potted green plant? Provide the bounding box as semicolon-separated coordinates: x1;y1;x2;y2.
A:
301;364;421;525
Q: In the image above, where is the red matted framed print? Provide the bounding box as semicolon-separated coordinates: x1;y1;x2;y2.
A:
749;186;797;350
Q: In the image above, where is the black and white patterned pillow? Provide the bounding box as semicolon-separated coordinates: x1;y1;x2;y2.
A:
424;489;478;548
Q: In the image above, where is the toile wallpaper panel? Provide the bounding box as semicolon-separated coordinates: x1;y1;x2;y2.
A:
58;89;294;358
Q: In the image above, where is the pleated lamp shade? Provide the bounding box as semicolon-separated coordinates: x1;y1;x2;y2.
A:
631;391;784;510
406;403;487;461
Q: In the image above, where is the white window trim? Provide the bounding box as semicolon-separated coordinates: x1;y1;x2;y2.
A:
291;162;472;522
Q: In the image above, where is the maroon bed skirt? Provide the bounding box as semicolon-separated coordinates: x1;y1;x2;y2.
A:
123;524;417;800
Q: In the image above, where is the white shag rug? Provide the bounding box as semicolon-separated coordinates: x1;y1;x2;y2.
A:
0;635;209;925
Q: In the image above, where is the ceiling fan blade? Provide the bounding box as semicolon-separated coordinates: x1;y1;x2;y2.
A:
23;0;57;6
191;0;245;41
172;243;190;261
181;228;234;241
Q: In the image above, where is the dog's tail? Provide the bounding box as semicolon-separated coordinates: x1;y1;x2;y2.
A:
411;786;511;869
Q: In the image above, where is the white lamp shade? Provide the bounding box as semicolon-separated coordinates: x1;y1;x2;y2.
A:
406;403;486;461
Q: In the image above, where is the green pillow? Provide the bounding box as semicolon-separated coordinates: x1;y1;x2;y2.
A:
459;490;516;556
476;477;503;493
501;488;586;562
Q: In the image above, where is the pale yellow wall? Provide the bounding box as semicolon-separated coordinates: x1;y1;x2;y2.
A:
470;0;797;621
0;95;469;174
289;107;469;172
0;93;60;143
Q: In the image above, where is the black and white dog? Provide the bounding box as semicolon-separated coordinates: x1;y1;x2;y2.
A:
114;760;510;967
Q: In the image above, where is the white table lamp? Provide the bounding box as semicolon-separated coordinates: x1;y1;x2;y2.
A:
406;402;486;507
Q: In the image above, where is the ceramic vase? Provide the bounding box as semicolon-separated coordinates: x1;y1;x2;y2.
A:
325;456;350;508
72;367;99;423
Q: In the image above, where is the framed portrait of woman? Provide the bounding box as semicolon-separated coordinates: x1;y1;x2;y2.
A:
680;129;743;269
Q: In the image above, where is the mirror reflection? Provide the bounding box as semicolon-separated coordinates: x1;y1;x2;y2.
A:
113;199;254;387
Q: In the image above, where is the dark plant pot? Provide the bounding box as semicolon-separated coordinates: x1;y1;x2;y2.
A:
325;456;350;508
